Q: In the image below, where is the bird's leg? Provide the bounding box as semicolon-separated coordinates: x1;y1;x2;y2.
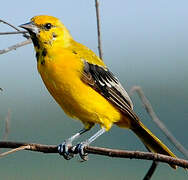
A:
76;127;106;161
58;128;89;160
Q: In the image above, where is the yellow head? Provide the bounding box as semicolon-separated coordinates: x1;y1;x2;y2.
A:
20;15;72;50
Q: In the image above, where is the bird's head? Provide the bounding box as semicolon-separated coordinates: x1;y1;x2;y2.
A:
20;15;72;50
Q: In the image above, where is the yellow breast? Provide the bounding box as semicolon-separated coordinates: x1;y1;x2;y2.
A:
37;49;127;130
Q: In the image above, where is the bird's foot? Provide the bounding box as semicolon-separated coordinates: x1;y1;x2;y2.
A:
58;141;75;160
76;142;89;161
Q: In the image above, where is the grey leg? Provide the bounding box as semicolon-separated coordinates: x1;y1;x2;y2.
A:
58;128;89;160
76;127;106;161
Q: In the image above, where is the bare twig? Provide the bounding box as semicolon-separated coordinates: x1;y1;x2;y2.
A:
0;141;187;168
130;86;188;159
2;109;11;141
0;109;11;153
130;87;160;179
143;161;158;180
0;31;28;35
0;145;29;157
0;19;21;31
141;147;159;180
0;19;31;55
0;19;30;39
0;39;32;55
0;19;30;55
95;0;103;60
0;141;57;154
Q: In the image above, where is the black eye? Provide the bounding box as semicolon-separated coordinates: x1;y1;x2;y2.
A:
44;23;52;30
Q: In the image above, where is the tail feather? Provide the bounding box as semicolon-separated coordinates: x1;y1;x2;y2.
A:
131;121;177;169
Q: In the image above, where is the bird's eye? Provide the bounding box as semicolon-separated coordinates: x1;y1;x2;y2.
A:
44;23;52;30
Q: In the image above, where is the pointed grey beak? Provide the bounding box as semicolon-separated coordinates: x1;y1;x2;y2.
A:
19;22;39;34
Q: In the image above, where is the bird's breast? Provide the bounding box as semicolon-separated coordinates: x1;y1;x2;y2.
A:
37;51;125;130
37;51;87;116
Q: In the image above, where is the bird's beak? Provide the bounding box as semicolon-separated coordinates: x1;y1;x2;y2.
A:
19;22;39;34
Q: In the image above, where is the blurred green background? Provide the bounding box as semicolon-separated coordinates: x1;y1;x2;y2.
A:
0;0;188;179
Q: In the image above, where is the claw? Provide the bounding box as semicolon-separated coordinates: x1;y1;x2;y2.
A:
57;128;105;161
58;141;74;160
76;142;89;161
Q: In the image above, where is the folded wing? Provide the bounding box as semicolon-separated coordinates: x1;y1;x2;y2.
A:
82;60;138;121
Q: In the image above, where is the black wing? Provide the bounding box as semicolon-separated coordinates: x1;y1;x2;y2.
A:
82;60;137;120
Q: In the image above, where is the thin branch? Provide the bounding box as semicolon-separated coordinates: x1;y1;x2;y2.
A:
0;109;11;153
130;86;188;159
130;88;160;179
0;19;30;39
0;19;31;55
0;145;29;157
0;141;187;168
143;161;158;180
0;39;32;55
2;109;11;141
141;147;159;180
0;19;21;31
0;142;57;154
95;0;103;60
0;31;28;35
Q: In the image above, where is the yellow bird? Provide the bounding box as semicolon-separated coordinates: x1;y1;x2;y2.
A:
20;15;176;168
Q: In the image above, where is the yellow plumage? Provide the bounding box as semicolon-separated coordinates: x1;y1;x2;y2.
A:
39;50;124;130
20;15;177;168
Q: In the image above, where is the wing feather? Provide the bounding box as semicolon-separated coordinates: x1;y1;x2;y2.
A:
82;60;137;120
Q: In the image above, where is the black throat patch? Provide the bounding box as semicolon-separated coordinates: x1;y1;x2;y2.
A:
35;48;47;65
29;32;40;49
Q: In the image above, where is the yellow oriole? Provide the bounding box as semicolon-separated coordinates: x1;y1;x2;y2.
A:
20;15;176;168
